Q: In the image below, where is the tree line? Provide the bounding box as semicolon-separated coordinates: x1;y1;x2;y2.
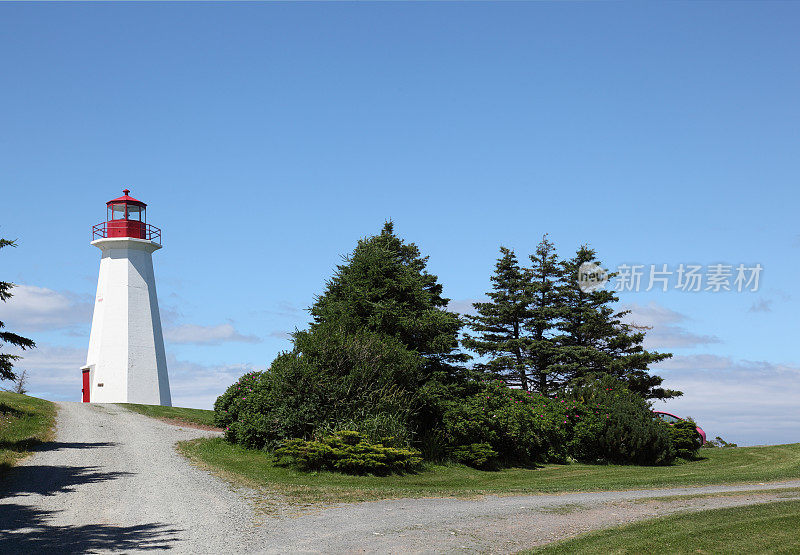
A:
464;236;680;400
215;223;689;471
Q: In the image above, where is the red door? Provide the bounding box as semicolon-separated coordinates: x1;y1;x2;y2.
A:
82;369;90;402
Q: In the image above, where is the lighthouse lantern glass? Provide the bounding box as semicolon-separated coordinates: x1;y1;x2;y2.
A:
127;205;143;222
107;203;145;222
109;204;126;221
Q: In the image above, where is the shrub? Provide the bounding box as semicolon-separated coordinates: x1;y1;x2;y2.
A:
442;380;568;468
274;431;423;475
314;410;413;448
215;326;424;451
213;370;266;429
451;443;499;470
562;375;675;465
670;419;703;459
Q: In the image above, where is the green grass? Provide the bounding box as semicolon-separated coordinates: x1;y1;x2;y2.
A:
530;499;800;554
178;437;800;504
118;403;218;428
0;391;57;473
630;486;800;505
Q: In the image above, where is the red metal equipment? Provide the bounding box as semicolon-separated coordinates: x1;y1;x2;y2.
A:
92;189;161;244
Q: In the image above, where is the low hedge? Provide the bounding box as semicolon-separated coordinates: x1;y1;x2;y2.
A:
218;373;682;470
274;430;423;476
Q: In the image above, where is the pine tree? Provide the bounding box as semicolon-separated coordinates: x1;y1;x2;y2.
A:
1;238;36;382
557;245;679;399
462;247;532;390
524;236;565;395
218;223;469;452
309;221;465;370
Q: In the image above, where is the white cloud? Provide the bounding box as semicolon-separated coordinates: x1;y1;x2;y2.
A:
654;354;800;446
164;323;260;345
3;343;86;402
621;302;720;349
0;284;93;332
621;302;684;327
767;289;792;302
655;353;735;371
748;298;773;313
166;355;261;409
643;328;721;350
270;301;302;317
453;300;720;349
158;304;182;327
7;340;800;445
249;301;303;318
446;298;484;316
4;342;258;410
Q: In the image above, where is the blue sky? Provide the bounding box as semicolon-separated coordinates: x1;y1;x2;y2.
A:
1;2;798;446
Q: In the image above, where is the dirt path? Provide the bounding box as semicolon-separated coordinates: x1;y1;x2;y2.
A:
1;402;798;553
0;402;254;553
288;488;800;552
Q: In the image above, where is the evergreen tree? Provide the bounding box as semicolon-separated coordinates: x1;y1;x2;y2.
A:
524;236;566;395
217;223;469;452
309;221;465;371
1;238;36;382
558;245;679;399
462;247;532;390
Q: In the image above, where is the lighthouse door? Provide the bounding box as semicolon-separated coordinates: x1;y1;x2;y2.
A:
82;369;90;402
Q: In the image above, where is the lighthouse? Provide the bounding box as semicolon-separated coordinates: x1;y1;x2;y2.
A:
81;190;172;406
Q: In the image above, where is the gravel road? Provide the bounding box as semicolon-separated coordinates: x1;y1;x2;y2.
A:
1;402;798;553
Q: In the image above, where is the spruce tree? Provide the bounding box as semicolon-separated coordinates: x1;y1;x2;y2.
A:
218;223;470;452
462;247;532;390
558;245;679;399
525;236;565;395
1;238;36;382
309;221;465;371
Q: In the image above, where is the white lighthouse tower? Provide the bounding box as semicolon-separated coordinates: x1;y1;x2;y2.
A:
81;190;171;406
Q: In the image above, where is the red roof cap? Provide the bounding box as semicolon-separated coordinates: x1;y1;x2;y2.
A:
107;189;147;207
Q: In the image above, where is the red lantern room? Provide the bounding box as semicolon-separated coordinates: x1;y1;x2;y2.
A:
92;189;161;243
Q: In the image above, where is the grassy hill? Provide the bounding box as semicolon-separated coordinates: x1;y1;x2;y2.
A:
532;499;800;554
118;403;218;428
178;438;800;504
0;392;57;473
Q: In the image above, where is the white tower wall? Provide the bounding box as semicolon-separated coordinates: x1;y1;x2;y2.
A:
84;237;171;405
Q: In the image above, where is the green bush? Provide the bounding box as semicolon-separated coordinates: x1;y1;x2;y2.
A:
213;370;266;429
215;225;687;473
442;380;568;468
451;442;500;470
274;431;423;475
562;375;675;465
670;419;703;459
215;326;424;450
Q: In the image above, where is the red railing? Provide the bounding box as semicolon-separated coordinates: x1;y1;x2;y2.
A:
92;221;162;244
